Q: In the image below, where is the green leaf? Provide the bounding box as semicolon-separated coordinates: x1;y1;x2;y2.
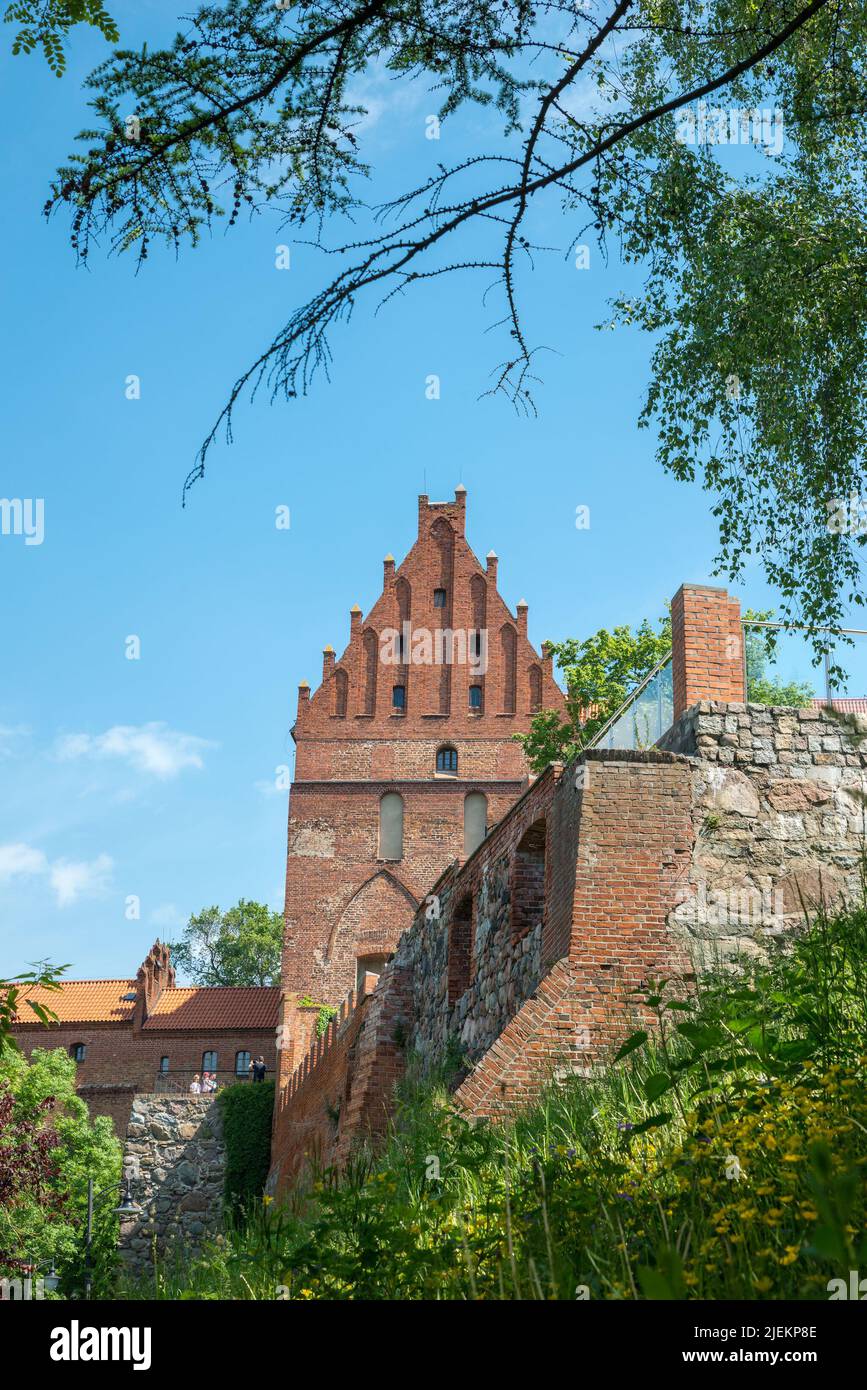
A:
613;1031;648;1062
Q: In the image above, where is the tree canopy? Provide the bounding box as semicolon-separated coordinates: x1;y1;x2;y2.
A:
44;1;867;654
167;898;283;986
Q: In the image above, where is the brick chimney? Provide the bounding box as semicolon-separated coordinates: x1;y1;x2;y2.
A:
131;940;174;1033
671;583;745;719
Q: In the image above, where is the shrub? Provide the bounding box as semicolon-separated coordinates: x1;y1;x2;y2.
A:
218;1080;275;1217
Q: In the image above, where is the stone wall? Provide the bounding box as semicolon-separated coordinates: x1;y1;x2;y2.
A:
660;700;867;967
119;1096;225;1277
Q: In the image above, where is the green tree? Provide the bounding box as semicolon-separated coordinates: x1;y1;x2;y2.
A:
5;0;118;75
44;1;867;659
518;615;672;773
743;608;815;707
0;1047;121;1294
167;898;282;986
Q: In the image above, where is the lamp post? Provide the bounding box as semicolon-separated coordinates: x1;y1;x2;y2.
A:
83;1176;141;1299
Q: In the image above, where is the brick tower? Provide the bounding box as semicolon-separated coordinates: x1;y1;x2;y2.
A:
277;488;565;1082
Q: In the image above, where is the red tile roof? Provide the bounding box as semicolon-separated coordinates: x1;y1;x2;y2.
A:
11;980;137;1025
142;987;280;1031
812;698;867;713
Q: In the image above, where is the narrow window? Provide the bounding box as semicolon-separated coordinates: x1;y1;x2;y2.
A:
392;684;406;711
379;792;404;860
159;1056;170;1075
436;746;458;775
433;588;447;608
469;684;482;710
202;1050;218;1072
464;792;488;856
235;1050;251;1077
70;1043;86;1063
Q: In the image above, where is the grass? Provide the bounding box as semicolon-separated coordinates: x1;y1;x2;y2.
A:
119;894;867;1301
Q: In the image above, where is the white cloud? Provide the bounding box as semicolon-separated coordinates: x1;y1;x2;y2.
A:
0;841;48;881
55;723;215;780
0;841;112;906
48;853;113;907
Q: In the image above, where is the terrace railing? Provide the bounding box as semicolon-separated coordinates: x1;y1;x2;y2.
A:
587;651;675;752
152;1069;260;1094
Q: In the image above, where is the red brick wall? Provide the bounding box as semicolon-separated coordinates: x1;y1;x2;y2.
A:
565;750;695;1057
671;583;744;719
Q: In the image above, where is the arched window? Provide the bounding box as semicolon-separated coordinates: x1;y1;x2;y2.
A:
529;664;543;712
334;668;348;717
202;1050;218;1072
392;684;406;711
70;1042;86;1063
379;792;404;860
159;1056;170;1075
464;792;488;856
512;820;547;941
436;746;458;775
235;1050;251;1077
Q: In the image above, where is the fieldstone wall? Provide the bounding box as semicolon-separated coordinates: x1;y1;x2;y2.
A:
396;860;544;1067
118;1095;225;1276
660;700;867;968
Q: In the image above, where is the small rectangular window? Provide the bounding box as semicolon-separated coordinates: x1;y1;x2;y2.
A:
392;684;406;710
469;685;482;709
159;1056;170;1074
433;588;446;608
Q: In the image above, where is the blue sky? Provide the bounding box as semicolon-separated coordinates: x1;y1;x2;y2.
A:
1;5;862;980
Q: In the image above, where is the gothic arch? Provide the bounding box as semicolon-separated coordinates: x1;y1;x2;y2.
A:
325;869;419;962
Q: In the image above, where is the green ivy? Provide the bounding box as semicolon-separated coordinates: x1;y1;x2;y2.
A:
298;997;339;1037
217;1080;274;1218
